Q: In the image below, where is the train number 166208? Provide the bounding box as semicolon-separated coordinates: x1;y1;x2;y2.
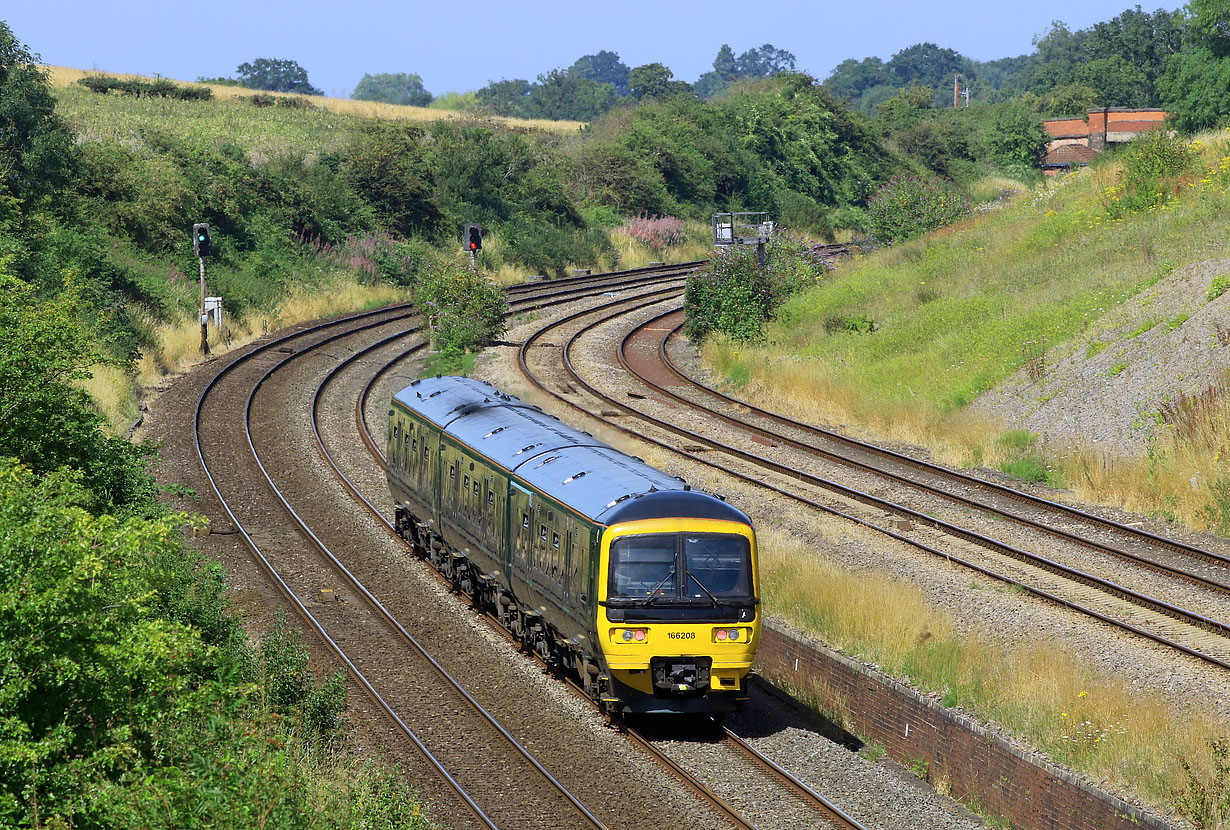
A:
667;631;696;640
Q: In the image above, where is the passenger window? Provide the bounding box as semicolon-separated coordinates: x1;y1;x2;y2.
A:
552;532;560;549
539;525;548;543
548;510;554;522
404;433;410;447
423;446;429;460
463;474;470;489
469;461;475;471
450;465;456;480
522;513;530;529
412;438;417;452
488;491;495;506
473;481;480;496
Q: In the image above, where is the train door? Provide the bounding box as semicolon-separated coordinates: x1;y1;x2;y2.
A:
509;480;534;586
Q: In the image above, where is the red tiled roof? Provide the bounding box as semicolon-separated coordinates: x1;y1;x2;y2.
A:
1044;144;1099;166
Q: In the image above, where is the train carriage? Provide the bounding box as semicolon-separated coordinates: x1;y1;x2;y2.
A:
388;375;760;715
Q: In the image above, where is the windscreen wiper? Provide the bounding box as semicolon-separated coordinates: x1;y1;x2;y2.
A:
638;567;676;606
686;570;723;607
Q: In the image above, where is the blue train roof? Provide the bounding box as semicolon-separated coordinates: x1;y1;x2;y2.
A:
392;376;750;527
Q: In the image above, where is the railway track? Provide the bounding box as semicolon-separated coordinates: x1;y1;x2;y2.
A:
508;287;1230;673
308;268;876;829
195;264;881;830
195;303;608;829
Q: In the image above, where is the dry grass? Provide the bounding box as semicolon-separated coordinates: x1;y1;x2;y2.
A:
608;219;713;270
79;364;139;435
700;145;1230;530
755;524;1227;813
45;66;585;135
134;278;407;393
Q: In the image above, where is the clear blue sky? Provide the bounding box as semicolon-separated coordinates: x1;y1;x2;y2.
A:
6;1;1187;99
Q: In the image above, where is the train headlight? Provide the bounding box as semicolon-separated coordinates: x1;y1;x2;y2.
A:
615;628;648;644
715;629;728;641
714;627;749;643
729;629;740;641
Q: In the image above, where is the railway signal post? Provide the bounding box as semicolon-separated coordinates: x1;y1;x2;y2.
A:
712;211;772;270
463;223;482;271
193;223;212;355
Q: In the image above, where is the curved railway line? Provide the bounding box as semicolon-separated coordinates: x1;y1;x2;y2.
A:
508;285;1230;673
190;264;873;830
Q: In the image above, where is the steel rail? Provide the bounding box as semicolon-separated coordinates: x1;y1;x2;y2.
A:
722;728;869;830
192;306;499;829
643;308;1230;571
238;334;607;829
618;307;1230;596
511;287;1230;671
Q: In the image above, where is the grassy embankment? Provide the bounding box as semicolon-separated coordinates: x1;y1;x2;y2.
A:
691;136;1230;821
47;66;585;135
51;74;698;429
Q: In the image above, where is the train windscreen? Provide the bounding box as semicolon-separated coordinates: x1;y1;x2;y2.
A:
609;533;750;602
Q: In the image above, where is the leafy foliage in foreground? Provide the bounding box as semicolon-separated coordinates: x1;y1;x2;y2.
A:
0;459;432;828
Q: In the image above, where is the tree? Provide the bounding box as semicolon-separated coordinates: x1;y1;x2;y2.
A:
874;85;934;133
352;72;432;106
568;50;630;95
1158;45;1230;131
236;58;323;95
736;43;797;78
1037;82;1099;116
1190;0;1230;56
988;103;1047;172
0;22;77;204
476;78;531;116
525;70;617;120
343;123;442;236
628;63;691;99
822;56;896;111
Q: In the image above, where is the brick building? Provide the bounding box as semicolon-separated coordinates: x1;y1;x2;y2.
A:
1041;108;1167;174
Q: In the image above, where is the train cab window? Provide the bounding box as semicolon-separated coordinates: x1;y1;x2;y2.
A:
552;532;560;549
609;535;677;598
685;534;752;597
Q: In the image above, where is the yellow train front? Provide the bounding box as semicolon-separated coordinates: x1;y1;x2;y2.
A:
386;376;759;717
597;509;760;715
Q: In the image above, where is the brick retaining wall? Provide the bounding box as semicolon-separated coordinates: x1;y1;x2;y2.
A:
756;625;1176;830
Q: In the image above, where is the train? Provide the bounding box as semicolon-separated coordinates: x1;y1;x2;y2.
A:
386;375;760;716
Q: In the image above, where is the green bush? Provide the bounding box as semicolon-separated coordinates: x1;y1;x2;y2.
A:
501;218;610;277
684;244;769;343
1104;130;1196;219
866;174;970;244
415;265;507;354
685;234;829;343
